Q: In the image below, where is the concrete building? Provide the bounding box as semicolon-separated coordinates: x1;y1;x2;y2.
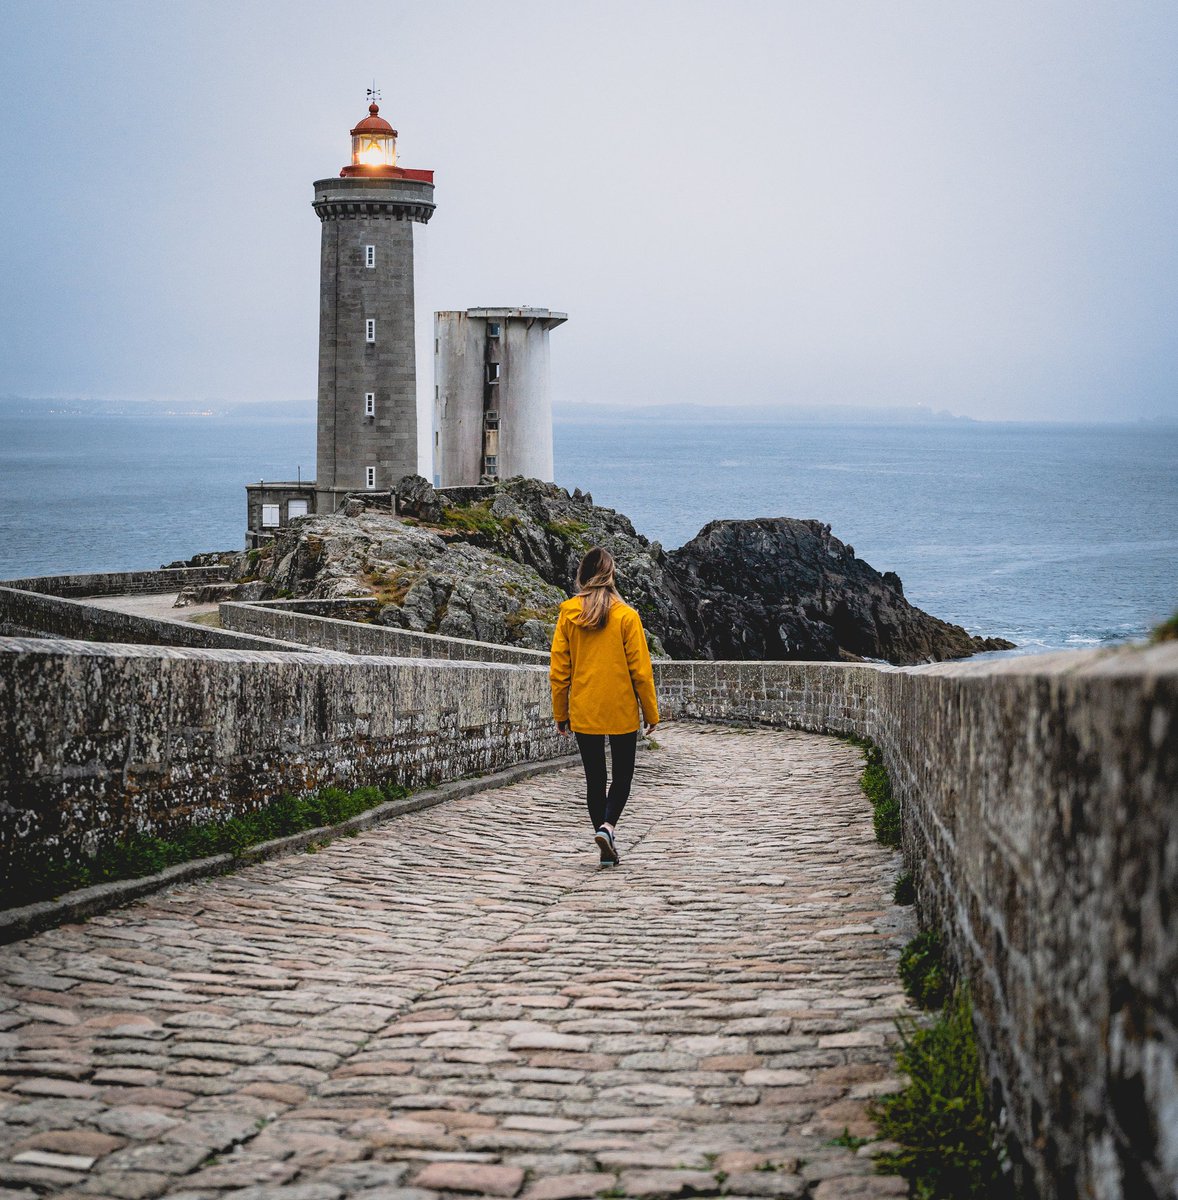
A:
433;308;566;486
246;99;435;546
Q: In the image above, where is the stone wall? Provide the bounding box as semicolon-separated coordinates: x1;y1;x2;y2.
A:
0;588;309;653
0;636;561;867
1;566;229;598
655;648;1178;1200
654;659;881;735
221;600;550;665
254;597;383;622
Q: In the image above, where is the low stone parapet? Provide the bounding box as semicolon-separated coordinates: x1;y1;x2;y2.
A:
0;636;560;873
1;566;230;598
0;586;311;652
220;599;550;664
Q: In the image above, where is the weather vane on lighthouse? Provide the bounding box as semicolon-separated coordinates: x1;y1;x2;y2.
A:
367;82;381;105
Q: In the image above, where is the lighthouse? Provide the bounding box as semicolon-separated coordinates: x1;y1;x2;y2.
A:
313;99;435;512
245;98;435;544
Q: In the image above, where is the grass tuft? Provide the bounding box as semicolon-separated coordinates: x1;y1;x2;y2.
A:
893;870;916;905
844;735;901;847
440;501;515;538
827;1127;871;1150
868;985;1008;1198
899;929;951;1011
1151;609;1178;643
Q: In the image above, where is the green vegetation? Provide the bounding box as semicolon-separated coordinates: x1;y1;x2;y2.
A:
543;517;590;546
827;1127;871;1151
869;986;1008;1199
2;781;410;911
365;566;414;607
1151;609;1178;643
893;870;916;905
844;735;901;847
441;501;516;538
900;929;952;1010
504;603;562;632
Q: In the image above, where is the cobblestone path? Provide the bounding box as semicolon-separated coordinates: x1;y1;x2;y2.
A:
1;724;915;1200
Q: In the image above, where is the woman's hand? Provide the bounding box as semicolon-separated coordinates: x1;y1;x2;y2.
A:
645;721;658;735
556;720;571;736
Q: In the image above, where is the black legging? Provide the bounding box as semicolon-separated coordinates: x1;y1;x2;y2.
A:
574;731;638;831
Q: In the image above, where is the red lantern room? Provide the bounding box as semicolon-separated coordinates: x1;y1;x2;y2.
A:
338;100;434;183
341;102;398;176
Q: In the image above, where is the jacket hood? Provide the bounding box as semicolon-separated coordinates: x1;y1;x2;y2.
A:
566;593;621;627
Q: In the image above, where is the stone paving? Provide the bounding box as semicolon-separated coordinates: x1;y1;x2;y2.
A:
0;723;915;1200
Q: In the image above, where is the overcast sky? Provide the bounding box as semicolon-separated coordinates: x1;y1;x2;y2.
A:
1;0;1175;424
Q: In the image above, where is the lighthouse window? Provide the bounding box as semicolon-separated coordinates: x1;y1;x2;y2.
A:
487;323;501;338
486;362;500;383
261;504;280;528
364;244;376;268
484;455;498;475
365;392;375;417
365;319;376;342
365;466;376;489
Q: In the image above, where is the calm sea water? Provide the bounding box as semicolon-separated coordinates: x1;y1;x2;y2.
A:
1;412;1174;655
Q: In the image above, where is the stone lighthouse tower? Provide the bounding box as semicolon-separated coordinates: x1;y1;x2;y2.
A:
313;99;435;514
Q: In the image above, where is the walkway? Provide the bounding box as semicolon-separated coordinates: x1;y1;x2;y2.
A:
83;595;220;622
0;725;914;1200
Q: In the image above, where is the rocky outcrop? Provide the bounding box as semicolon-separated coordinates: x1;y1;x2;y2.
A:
228;476;1013;664
666;518;1013;661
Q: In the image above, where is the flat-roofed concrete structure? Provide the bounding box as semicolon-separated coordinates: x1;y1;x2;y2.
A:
433;307;566;486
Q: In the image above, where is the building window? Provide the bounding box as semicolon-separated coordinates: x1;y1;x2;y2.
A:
365;244;376;268
261;504;280;528
366;318;376;343
485;410;499;428
288;499;309;520
434;431;439;446
486;362;500;383
366;466;376;489
487;322;501;338
365;392;375;417
484;455;498;476
434;385;439;399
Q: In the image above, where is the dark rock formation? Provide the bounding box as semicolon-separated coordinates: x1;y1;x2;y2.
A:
666;518;1012;661
230;476;1013;664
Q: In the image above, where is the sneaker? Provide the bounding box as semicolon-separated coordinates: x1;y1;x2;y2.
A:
595;826;619;866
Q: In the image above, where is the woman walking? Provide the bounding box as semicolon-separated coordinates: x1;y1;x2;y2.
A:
550;547;659;865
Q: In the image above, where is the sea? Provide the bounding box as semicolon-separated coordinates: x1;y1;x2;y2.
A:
1;409;1175;657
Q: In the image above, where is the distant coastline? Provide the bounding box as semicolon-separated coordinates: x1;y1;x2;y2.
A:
4;395;1177;428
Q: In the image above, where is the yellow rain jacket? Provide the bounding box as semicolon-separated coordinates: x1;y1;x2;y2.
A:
550;595;660;735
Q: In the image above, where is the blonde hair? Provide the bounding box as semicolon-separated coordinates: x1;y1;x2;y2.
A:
576;547;624;630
